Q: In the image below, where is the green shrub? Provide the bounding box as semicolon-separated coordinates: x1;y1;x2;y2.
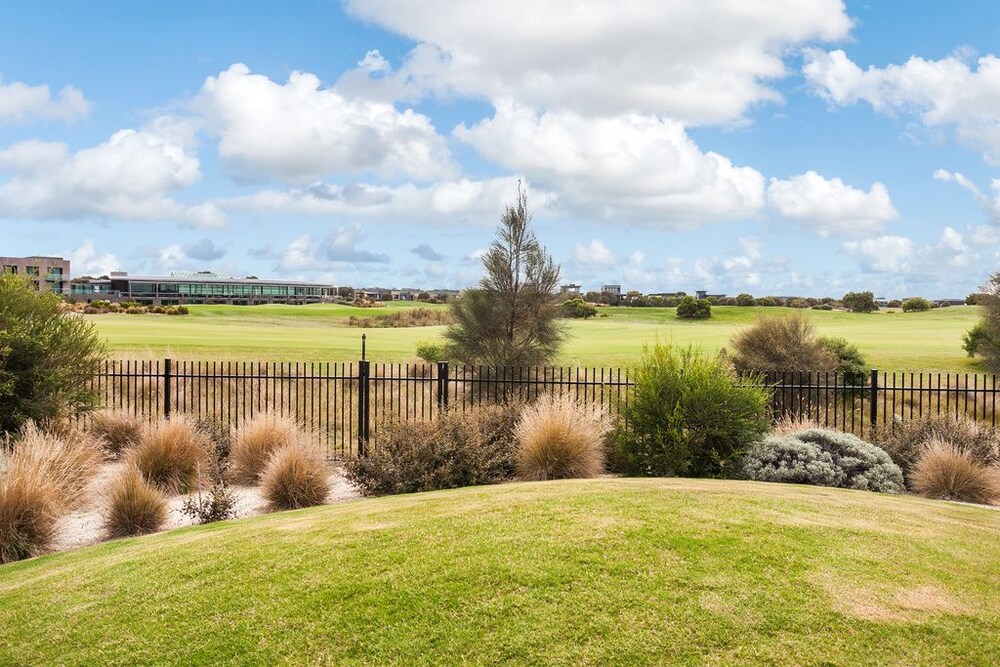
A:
103;465;168;538
744;428;904;493
902;297;931;312
561;298;598;319
816;336;867;385
676;296;711;320
260;443;330;511
811;304;833;311
180;482;238;524
842;291;878;313
515;395;609;480
614;344;771;478
346;403;522;496
0;273;106;433
963;321;990;358
415;340;451;363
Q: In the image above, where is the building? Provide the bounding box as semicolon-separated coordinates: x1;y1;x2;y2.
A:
69;271;334;306
1;256;70;294
695;290;726;300
560;284;582;297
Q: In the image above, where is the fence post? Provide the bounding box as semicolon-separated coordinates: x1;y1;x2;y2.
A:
869;369;878;431
163;358;172;419
357;360;370;456
436;361;449;410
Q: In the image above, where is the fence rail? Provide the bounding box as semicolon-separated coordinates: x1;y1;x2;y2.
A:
88;360;1000;456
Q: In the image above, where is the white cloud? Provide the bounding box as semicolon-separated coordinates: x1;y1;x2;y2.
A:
841;235;913;272
573;239;619;269
767;171;898;237
933;169;1000;220
195;63;455;184
0;125;225;228
455;103;765;225
0;78;90;124
158;238;227;269
342;0;852;124
280;224;390;273
220;176;544;226
68;239;120;277
804;49;1000;164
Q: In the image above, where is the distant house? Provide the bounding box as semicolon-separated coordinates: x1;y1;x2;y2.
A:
1;255;70;294
696;290;726;300
561;284;582;297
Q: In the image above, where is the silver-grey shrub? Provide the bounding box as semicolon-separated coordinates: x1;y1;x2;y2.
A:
741;428;905;494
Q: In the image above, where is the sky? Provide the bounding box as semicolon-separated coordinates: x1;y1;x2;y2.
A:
2;1;1000;298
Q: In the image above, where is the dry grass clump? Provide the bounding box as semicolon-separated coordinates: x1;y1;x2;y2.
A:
87;409;145;457
730;315;838;373
0;423;102;563
874;414;1000;484
910;439;1000;505
229;413;302;485
260;443;330;511
127;417;213;493
515;395;610;481
771;414;824;436
103;466;168;538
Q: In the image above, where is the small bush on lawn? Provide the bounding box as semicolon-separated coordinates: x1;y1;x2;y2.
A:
180;482;238;524
103;465;168;538
515;394;609;480
128;417;213;493
676;296;711;319
742;428;904;493
730;315;837;373
345;403;522;496
87;409;144;458
261;444;330;511
0;424;101;562
873;414;1000;484
614;344;771;478
910;440;1000;504
229;413;301;485
561;298;598;319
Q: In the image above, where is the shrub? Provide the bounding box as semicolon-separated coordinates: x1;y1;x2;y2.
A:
676;296;711;320
180;482;237;524
345;403;522;496
816;336;868;385
730;315;837;372
561;298;598;319
740;436;847;487
0;424;101;562
873;415;1000;484
229;413;302;485
128;417;213;493
415;340;451;363
515;395;609;480
963;321;990;358
193;416;233;479
614;344;771;478
910;440;1000;505
0;273;107;433
87;409;144;458
746;428;904;493
842;291;878;313
811;304;833;311
260;443;330;511
902;297;931;312
103;466;168;538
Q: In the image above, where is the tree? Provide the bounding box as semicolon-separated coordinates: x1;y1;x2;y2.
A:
735;293;755;307
445;185;564;367
561;298;598;319
968;274;1000;370
901;297;931;312
962;321;989;358
842;291;878;313
676;296;711;319
0;273;106;433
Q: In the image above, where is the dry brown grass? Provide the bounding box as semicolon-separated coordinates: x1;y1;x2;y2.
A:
127;417;214;493
229;413;302;485
87;409;145;458
910;439;1000;505
103;465;168;539
260;444;330;511
515;394;610;481
770;414;824;436
0;424;102;563
875;414;1000;482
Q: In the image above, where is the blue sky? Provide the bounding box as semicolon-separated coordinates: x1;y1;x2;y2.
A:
2;1;1000;298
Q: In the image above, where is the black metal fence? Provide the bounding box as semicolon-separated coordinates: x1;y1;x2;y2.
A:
89;360;1000;456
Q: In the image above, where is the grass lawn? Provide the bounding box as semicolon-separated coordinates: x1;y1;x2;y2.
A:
87;303;983;371
0;479;997;664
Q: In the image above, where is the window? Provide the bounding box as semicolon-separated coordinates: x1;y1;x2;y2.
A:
3;265;18;274
25;265;39;276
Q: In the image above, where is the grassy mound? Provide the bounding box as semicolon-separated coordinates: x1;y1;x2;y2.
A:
1;479;998;664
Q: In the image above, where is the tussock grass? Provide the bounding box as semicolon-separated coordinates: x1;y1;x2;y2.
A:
229;414;301;485
103;466;168;539
515;394;609;480
128;417;213;493
86;409;145;458
260;444;330;511
911;439;1000;505
0;424;101;563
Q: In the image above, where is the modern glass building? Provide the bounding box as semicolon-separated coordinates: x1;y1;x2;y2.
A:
70;271;335;306
1;256;70;294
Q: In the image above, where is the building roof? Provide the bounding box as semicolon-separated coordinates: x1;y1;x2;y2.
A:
109;272;333;288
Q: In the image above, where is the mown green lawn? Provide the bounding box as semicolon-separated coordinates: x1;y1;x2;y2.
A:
87;303;982;371
0;479;998;665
